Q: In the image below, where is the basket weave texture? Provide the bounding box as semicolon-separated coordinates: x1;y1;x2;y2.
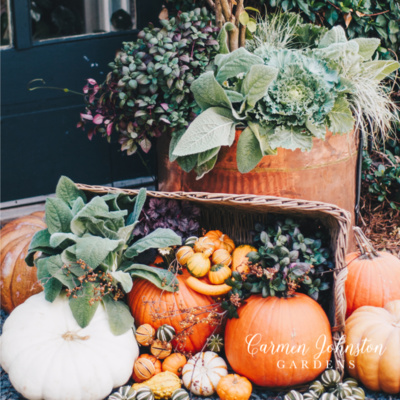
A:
76;184;351;376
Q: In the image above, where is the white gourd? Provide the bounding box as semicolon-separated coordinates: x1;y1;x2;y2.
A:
181;351;228;396
0;292;139;400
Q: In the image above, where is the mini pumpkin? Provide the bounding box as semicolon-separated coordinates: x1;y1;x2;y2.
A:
135;387;155;400
162;353;187;377
171;388;190;400
136;324;156;346
132;371;181;400
207;334;224;353
320;394;338;400
309;380;325;396
134;358;156;381
176;246;194;266
156;324;176;342
193;237;214;257
132;354;162;383
205;230;235;253
211;249;232;267
330;383;352;399
186;252;211;278
108;386;137;400
216;374;252;400
320;369;341;388
303;392;319;400
182;351;228;396
284;390;304;400
208;263;232;284
151;339;172;359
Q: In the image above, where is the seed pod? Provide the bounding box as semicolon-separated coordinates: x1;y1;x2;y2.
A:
135;324;156;346
151;339;172;359
156;324;176;342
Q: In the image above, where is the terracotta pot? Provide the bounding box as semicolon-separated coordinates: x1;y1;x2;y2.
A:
158;129;358;247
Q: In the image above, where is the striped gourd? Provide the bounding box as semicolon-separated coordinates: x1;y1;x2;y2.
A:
330;383;352;400
351;387;365;400
156;324;176;342
134;358;156;381
309;380;325;395
284;390;304;400
135;387;155;400
321;370;341;388
320;394;338;400
136;324;156;346
185;236;198;247
171;388;190;400
132;372;181;400
207;334;224;353
303;391;319;400
108;386;136;400
343;378;358;388
150;339;172;359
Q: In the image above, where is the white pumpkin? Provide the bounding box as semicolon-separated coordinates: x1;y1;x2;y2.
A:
0;292;139;400
182;351;228;396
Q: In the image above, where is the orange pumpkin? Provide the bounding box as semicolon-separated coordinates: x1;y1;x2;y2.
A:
162;353;187;377
225;293;332;387
211;249;232;267
231;245;257;275
205;230;235;253
132;354;162;382
127;270;217;354
208;264;232;284
133;357;156;381
345;227;400;317
193;237;215;257
0;212;46;313
217;374;253;400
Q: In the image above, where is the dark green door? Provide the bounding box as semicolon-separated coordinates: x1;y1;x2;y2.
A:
1;0;161;202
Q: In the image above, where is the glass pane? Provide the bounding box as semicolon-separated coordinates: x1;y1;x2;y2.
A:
1;0;11;46
31;0;136;41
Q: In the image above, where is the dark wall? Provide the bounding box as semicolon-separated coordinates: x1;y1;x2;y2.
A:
1;0;162;202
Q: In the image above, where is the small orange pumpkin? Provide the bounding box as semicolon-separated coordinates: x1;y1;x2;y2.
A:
193;237;215;257
217;374;253;400
211;249;232;267
186;252;211;278
132;354;162;382
162;353;187;377
208;264;232;285
205;230;235;253
176;246;195;266
231;245;257;275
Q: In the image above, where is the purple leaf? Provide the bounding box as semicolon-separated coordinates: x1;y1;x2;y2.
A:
93;114;104;124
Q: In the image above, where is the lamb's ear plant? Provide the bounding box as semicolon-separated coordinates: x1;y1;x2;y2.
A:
172;19;400;179
25;176;182;335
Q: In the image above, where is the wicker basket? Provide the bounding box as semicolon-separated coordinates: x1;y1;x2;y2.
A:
76;184;351;378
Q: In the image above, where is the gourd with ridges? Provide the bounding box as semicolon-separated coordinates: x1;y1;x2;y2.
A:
134;358;156;381
330;383;352;399
303;391;319;400
208;263;232;284
135;387;155;400
171;388;190;400
211;249;232;267
320;394;338;400
156;324;175;342
108;386;136;400
133;355;162;383
216;374;252;400
350;387;365;400
151;339;172;359
204;230;235;253
132;371;181;400
176;246;194;266
186;252;211;278
309;380;325;395
284;390;304;400
136;324;156;346
343;378;358;388
321;370;341;388
182;351;228;396
193;237;214;257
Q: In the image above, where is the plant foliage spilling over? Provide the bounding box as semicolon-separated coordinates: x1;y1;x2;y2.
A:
78;8;219;155
222;218;333;318
172;20;399;177
25;176;182;334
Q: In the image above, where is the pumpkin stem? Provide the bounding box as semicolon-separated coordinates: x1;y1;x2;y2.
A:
353;227;379;259
62;331;90;341
233;374;238;384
